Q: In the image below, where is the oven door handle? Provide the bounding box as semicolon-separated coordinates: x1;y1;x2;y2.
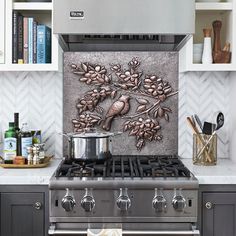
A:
48;225;200;235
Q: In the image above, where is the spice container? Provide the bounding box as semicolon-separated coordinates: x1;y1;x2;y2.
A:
13;156;25;165
193;133;217;165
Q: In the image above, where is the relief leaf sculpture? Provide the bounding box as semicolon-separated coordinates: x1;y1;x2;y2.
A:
71;57;177;150
72;113;102;133
77;86;115;114
72;63;111;85
123;118;162;151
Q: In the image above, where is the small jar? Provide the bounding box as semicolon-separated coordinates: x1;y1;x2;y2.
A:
13;156;25;165
193;133;217;166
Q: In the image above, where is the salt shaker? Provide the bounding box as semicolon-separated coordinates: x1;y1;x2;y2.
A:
27;146;33;165
32;146;40;165
202;28;213;64
34;143;45;161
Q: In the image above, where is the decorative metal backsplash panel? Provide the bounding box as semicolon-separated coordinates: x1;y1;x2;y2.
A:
64;52;178;155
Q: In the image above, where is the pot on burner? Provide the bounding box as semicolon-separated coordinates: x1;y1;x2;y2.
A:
62;129;121;161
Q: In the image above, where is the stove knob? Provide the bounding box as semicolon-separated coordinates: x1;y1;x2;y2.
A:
61;189;76;212
116;188;131;211
152;189;167;212
172;189;186;211
81;188;95;212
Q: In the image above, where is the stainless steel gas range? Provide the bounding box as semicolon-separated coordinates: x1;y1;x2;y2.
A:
48;155;199;235
50;0;198;234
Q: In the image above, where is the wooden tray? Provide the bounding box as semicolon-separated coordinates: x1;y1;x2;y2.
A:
0;156;53;168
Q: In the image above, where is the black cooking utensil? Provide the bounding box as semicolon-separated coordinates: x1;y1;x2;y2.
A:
215;112;224;131
202;122;216;135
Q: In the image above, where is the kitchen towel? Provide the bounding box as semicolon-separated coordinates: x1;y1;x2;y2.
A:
87;229;122;236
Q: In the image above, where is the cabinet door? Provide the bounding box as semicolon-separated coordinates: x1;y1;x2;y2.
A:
202;192;236;236
0;0;5;63
1;192;45;236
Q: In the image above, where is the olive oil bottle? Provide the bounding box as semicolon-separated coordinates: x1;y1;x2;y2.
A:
3;122;17;164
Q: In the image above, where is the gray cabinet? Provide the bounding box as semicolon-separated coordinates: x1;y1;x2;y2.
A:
200;186;236;236
0;185;49;236
1;193;44;236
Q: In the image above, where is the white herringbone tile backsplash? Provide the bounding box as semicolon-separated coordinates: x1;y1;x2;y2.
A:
179;72;230;159
0;71;63;157
0;70;231;159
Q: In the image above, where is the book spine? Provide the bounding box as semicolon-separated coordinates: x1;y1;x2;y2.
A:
12;11;18;64
37;25;46;64
17;14;23;64
28;18;33;64
33;21;37;64
45;27;51;63
23;17;28;64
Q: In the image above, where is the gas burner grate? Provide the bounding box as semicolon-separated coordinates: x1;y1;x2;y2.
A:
55;155;191;179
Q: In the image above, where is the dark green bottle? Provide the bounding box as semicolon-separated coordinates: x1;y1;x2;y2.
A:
3;122;17;164
20;123;32;158
14;113;21;156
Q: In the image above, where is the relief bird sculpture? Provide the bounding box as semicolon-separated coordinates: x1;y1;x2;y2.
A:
103;95;131;131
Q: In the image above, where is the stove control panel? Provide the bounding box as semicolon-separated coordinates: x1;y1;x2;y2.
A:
81;188;95;212
172;189;186;211
152;188;167;212
61;188;76;212
52;187;197;219
116;188;131;211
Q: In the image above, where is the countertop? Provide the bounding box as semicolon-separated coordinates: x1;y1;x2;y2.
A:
0;158;236;185
0;158;61;185
182;158;236;185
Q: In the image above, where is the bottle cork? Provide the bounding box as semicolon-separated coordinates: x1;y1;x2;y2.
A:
203;28;212;38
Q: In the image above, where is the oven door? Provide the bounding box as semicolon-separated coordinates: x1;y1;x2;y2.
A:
48;224;200;236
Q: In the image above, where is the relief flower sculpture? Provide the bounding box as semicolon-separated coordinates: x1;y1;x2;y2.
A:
71;57;177;150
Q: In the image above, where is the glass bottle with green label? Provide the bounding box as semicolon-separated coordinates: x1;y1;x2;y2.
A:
21;123;33;158
4;122;17;164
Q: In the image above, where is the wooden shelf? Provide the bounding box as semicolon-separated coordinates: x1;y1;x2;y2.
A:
13;2;52;10
196;2;233;10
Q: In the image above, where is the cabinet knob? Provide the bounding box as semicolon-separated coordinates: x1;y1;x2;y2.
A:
205;201;213;210
34;202;42;210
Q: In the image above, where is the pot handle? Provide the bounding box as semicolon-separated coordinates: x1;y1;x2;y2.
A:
58;132;71;141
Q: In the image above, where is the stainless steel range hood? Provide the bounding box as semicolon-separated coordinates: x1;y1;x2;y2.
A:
53;0;195;51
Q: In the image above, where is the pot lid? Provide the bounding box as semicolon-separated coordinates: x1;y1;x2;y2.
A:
68;131;115;138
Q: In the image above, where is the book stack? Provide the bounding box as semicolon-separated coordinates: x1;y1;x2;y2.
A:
12;10;51;64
